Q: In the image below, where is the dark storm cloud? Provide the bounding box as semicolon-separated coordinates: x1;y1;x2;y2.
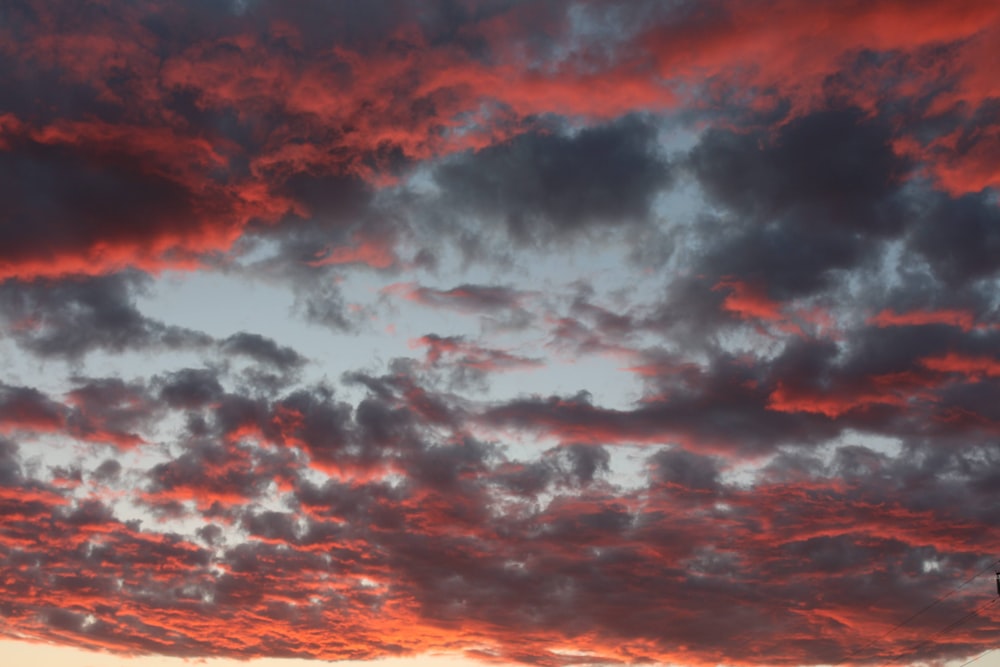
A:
755;314;1000;441
0;273;213;360
0;119;250;280
91;459;123;483
432;115;674;243
243;174;377;270
908;189;1000;286
684;107;910;299
689;108;907;233
648;447;720;493
0;437;24;486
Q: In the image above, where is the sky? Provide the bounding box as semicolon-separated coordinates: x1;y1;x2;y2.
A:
1;1;999;667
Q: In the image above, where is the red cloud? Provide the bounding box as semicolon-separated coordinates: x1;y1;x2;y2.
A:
0;116;293;280
641;0;1000;194
3;433;999;667
766;381;913;418
868;308;978;331
714;279;785;322
765;364;951;418
920;352;1000;380
644;0;1000;109
713;279;838;338
308;231;398;269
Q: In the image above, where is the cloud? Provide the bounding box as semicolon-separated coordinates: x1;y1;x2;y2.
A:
412;334;543;389
144;438;294;511
0;273;213;360
0;0;995;280
909;190;1000;286
0;384;66;434
156;368;226;410
220;332;307;369
389;283;530;314
869;308;980;332
63;378;157;449
685;107;909;301
2;2;1000;666
0;367;998;664
431;115;674;244
691;108;907;232
0;117;265;280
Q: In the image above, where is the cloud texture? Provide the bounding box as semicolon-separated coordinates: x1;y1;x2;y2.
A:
1;1;1000;666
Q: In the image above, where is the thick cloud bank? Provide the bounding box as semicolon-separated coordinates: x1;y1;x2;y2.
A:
2;2;1000;666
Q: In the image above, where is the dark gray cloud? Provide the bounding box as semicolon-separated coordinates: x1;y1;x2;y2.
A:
0;437;23;486
0;123;243;280
64;377;158;449
406;283;529;313
909;190;1000;286
157;368;226;410
683;108;911;300
481;354;842;456
648;447;720;493
220;332;307;369
0;273;315;397
92;458;123;483
551;443;610;486
145;438;287;509
0;273;213;360
0;383;66;433
689;108;908;234
432;115;674;243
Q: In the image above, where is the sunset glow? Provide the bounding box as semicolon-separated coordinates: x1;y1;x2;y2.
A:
1;2;999;667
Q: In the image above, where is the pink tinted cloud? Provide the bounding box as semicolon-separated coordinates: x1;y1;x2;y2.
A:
412;334;543;373
869;308;979;331
713;279;838;339
1;0;998;279
920;352;1000;380
308;232;399;269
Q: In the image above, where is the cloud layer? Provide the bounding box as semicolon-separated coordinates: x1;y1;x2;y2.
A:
2;2;999;666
